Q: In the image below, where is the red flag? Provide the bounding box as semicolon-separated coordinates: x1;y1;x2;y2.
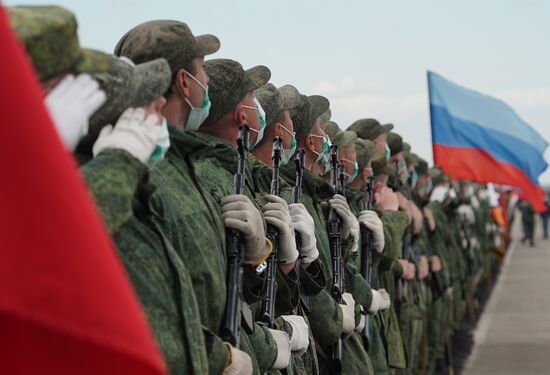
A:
0;6;166;374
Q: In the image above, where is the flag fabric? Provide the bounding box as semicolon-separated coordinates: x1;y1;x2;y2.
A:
428;70;548;212
0;6;166;374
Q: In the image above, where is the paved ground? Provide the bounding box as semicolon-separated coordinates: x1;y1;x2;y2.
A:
463;218;550;375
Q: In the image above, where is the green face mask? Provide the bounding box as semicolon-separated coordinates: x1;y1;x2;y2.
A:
385;143;391;161
410;170;418;188
342;158;359;184
280;123;297;165
311;134;329;166
399;160;409;185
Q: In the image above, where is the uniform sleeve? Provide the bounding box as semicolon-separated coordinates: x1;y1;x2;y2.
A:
80;149;146;234
307;289;344;347
345;257;373;318
247;322;279;372
380;210;410;260
299;260;327;296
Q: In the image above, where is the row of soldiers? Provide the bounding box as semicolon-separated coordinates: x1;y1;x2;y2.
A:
7;5;504;375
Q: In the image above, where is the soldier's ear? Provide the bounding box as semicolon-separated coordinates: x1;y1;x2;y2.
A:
274;123;282;137
174;69;191;99
234;105;246;125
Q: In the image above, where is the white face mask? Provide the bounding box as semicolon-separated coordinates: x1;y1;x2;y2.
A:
242;97;266;149
183;71;211;131
280;123;297;165
149;118;170;166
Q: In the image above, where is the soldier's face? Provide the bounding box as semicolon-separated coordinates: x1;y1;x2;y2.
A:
339;144;357;177
277;110;294;150
240;92;262;133
373;132;387;153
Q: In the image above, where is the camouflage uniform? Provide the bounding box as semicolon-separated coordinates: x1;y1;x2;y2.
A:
286;99;375;375
253;83;328;375
9;8;208;374
348;120;409;370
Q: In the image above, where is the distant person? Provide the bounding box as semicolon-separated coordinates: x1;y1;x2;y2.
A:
540;195;550;240
519;199;536;246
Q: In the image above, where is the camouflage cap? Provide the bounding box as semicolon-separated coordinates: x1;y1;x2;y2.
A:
293;95;329;143
322;121;341;139
86;51;171;135
203;59;270;126
278;84;305;113
429;166;450;185
372;153;395;177
414;156;429;176
355;139;376;170
387;132;404;156
347;118;393;141
114;20;219;75
403;142;412;154
255;83;283;127
331;130;357;149
8;6;104;81
319;108;332;126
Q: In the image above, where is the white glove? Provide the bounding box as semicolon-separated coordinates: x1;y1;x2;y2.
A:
355;313;366;333
358;210;385;253
368;288;391;314
350;213;360;255
221;195;269;265
223;345;253;375
281;315;310;355
268;329;291;370
458;204;476;225
262;195;298;264
430;186;449;203
288;203;319;263
340;292;356;338
92;108;161;164
45;74;106;150
328;194;352;239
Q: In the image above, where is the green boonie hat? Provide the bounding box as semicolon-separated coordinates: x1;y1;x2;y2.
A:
355;139;376;170
203;59;271;126
347;118;393;140
87;52;171;134
429;166;450;185
114;20;220;75
293;94;330;143
8;6;103;81
403;142;412;153
278;84;304;113
319;108;332;126
372;153;395;176
255;83;283;127
387;132;404;156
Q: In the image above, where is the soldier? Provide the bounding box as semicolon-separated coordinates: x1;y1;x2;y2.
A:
386;132;426;375
324;123;396;374
252;83;326;375
9;6;212;374
7;5;106;151
179;57;308;373
115;22;276;374
348;119;411;372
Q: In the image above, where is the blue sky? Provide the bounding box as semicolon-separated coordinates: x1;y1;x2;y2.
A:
7;0;550;185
